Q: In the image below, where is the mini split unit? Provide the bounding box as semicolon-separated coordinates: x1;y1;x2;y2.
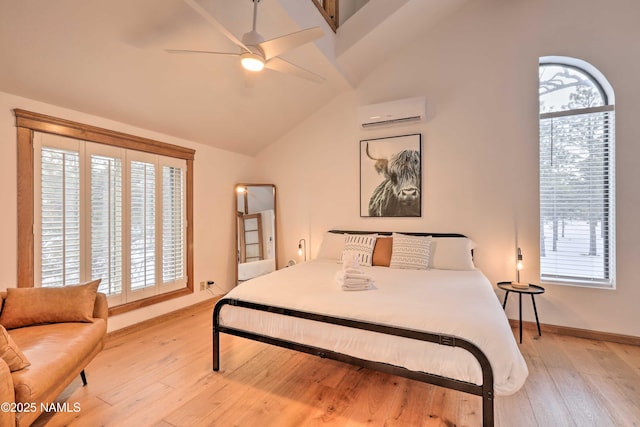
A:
357;96;426;128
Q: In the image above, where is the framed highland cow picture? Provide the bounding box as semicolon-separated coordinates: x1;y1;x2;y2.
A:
360;133;422;217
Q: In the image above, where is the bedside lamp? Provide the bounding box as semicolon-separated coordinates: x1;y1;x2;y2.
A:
298;238;307;262
513;248;528;289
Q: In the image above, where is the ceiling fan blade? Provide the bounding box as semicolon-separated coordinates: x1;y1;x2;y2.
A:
258;27;324;60
264;57;324;83
165;49;239;56
181;0;249;52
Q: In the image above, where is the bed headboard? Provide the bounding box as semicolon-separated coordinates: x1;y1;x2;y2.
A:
328;230;468;239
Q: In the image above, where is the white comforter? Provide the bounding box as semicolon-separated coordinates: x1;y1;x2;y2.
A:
219;260;528;396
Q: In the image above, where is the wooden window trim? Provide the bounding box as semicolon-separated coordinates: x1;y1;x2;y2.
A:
15;109;195;316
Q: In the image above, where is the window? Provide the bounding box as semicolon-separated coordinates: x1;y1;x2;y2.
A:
33;134;187;306
38;144;81;287
91;152;123;297
16;109;195;315
162;164;185;284
539;57;615;288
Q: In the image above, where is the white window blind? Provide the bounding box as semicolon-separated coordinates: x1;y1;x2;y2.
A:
130;160;156;291
40;147;81;287
539;107;615;287
91;154;123;296
162;165;185;284
35;133;188;306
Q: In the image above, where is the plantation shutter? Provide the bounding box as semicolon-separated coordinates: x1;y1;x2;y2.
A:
31;124;193;309
40;147;81;287
539;106;615;286
130;160;156;291
162;165;185;284
91;154;123;296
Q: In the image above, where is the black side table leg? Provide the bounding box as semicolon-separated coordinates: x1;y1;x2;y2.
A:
531;294;542;336
518;293;523;344
502;291;510;309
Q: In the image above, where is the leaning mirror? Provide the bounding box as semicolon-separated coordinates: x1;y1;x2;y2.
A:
235;184;277;285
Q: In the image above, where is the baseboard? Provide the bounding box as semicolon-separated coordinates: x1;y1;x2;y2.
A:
508;319;640;346
105;299;639;347
106;296;221;344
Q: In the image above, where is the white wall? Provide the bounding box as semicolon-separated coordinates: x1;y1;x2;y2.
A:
0;91;256;332
256;0;640;337
339;0;370;26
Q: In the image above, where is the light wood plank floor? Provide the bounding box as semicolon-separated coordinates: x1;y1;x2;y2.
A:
33;300;640;427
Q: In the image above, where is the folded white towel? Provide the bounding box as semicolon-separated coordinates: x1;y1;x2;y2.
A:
339;277;370;286
341;282;373;291
344;275;374;284
344;271;373;278
335;270;374;291
335;271;374;282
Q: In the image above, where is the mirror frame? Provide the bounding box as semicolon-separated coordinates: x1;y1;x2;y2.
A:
235;183;277;286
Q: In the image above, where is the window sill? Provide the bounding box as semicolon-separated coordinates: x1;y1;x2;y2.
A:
540;279;615;290
108;287;193;316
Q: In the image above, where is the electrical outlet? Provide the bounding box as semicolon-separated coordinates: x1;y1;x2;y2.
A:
200;280;215;291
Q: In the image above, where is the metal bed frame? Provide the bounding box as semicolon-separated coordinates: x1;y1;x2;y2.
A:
212;231;495;426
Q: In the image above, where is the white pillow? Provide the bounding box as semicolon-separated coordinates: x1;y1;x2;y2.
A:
389;233;432;270
316;232;345;261
429;237;476;270
340;234;377;267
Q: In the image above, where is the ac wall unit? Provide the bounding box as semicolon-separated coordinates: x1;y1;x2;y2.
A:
357;96;426;128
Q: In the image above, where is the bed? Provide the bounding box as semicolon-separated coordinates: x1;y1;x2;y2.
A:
213;231;528;426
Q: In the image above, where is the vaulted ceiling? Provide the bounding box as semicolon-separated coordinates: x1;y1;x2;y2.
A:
0;0;468;155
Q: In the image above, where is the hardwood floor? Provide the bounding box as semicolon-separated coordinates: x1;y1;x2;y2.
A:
33;300;640;426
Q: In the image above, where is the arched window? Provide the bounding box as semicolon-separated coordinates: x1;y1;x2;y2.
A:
539;56;615;288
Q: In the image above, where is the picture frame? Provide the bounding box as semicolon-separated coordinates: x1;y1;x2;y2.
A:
360;133;422;217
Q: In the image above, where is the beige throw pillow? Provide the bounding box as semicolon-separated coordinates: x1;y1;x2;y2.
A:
340;234;377;267
0;280;100;329
389;233;432;270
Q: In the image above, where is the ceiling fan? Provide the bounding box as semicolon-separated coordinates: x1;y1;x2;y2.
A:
167;0;325;83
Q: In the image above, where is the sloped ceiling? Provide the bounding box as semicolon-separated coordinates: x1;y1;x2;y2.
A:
0;0;469;155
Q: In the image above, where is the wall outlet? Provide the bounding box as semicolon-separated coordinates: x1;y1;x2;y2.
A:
200;280;215;291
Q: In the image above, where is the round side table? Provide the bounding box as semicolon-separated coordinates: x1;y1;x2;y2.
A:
497;281;545;344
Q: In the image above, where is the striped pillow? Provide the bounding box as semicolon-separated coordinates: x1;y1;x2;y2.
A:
340;234;377;267
390;233;432;270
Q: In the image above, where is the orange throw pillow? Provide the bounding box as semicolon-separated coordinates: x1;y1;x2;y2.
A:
0;280;100;329
372;237;393;267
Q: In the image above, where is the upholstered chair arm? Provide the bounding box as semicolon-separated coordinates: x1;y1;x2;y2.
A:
92;292;108;322
0;359;16;427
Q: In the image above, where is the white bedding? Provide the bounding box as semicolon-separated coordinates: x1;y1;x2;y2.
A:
219;260;528;396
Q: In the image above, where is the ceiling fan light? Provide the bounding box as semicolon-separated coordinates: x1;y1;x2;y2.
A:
241;52;264;72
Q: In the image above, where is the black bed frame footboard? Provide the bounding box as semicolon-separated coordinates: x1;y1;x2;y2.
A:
212;298;495;427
